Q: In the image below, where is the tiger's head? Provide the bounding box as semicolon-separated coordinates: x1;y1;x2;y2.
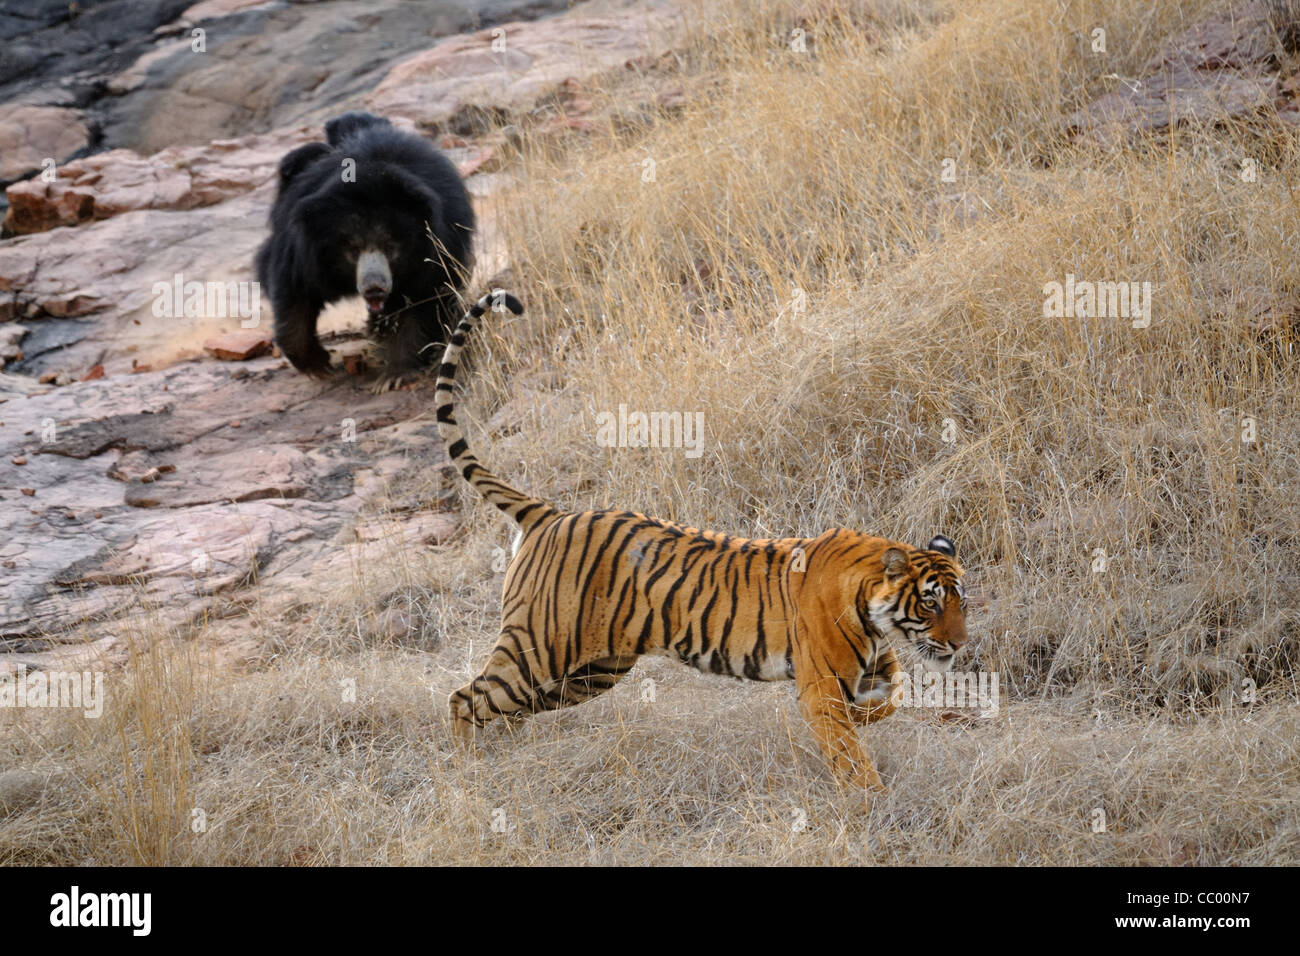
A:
864;535;968;671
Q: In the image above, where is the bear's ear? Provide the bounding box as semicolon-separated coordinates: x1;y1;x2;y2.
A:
278;142;332;185
927;535;956;559
387;168;441;213
325;111;391;146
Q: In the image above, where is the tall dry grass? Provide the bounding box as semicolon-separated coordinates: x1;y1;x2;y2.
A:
491;0;1300;707
2;0;1298;865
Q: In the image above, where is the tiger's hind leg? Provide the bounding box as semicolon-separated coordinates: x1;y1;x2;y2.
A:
533;655;639;712
449;643;638;740
449;636;542;741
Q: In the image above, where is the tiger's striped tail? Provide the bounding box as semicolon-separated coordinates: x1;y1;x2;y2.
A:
435;290;555;531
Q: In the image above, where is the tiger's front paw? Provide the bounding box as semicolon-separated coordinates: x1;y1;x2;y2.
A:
448;692;477;745
848;767;887;792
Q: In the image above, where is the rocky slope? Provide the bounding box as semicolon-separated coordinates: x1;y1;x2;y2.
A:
0;0;1295;665
0;0;684;658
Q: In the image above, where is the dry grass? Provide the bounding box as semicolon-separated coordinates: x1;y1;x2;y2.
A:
3;0;1300;864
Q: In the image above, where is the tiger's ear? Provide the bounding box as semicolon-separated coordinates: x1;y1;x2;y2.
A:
927;535;956;559
882;548;910;581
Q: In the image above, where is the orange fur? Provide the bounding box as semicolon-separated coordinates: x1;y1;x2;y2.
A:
437;293;969;788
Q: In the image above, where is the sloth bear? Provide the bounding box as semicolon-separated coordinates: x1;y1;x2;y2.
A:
255;111;474;390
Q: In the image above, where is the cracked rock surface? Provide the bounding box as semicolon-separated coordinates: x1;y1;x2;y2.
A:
0;0;684;664
0;355;460;652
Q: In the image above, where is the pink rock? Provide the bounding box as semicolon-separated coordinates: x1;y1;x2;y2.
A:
181;0;275;22
203;329;273;360
1064;1;1290;144
367;4;684;128
3;126;318;235
0;105;90;183
456;145;497;178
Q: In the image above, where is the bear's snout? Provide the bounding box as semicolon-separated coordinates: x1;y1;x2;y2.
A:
356;249;392;313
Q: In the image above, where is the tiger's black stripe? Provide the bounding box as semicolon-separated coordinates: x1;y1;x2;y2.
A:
440;288;970;791
433;289;552;531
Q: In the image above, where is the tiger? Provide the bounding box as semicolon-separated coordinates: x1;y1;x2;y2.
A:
435;290;970;790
